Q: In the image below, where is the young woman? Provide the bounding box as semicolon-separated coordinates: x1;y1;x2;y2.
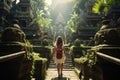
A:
53;36;66;78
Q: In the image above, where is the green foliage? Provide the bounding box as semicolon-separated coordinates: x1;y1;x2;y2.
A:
31;0;52;28
25;40;32;46
74;39;80;46
66;0;88;41
33;46;52;59
65;0;82;42
30;0;53;41
33;52;47;62
31;0;46;17
92;0;104;14
42;39;49;46
37;16;52;29
66;12;78;33
74;50;97;68
73;0;82;14
32;52;47;80
92;0;120;14
32;52;47;74
30;12;52;29
107;0;120;5
74;57;88;64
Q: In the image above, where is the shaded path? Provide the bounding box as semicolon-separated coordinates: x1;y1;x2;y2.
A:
45;53;80;80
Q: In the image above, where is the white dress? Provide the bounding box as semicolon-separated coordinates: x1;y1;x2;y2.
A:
53;47;66;65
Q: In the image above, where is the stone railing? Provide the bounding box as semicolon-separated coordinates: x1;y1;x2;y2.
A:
74;45;120;80
0;25;33;80
0;51;25;62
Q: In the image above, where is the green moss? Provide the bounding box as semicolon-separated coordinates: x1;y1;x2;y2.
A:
33;52;47;62
33;46;52;58
32;52;47;80
74;57;88;64
74;39;80;46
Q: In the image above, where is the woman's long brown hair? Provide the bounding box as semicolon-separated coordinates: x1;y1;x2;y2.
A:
55;36;64;47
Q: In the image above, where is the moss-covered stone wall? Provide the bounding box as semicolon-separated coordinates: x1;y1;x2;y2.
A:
0;26;34;80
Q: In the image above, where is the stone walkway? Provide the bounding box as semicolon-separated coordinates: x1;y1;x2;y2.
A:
45;53;80;80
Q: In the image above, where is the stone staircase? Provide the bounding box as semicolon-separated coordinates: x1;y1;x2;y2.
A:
45;53;80;80
49;53;73;69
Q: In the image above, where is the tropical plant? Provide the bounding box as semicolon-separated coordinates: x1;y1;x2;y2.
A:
92;0;120;14
30;0;53;41
31;0;46;17
66;12;78;33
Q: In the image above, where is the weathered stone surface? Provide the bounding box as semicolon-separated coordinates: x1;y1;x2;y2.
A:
94;28;120;45
1;27;26;43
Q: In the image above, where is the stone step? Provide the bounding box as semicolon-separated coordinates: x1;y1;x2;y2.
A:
45;53;80;80
45;68;80;80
